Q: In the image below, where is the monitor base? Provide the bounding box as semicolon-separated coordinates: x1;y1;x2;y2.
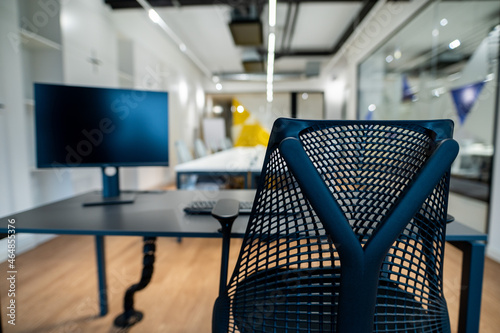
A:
83;193;136;207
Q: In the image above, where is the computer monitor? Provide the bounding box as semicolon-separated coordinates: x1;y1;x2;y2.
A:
34;83;169;206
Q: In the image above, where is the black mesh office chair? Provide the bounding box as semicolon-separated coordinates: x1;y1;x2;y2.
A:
212;118;459;333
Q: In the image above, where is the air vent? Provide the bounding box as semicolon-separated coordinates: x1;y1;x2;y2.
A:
229;20;263;46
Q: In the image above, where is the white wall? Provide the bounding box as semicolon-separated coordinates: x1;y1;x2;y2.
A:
112;9;206;170
0;0;206;259
0;0;56;257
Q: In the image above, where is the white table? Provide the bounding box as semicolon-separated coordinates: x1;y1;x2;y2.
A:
175;146;266;189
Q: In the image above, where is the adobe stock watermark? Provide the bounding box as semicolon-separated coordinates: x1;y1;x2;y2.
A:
344;2;403;62
8;0;71;53
51;90;146;181
141;64;171;90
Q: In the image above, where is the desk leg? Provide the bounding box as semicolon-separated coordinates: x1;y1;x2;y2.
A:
244;172;249;189
95;235;108;316
176;173;181;189
449;240;485;333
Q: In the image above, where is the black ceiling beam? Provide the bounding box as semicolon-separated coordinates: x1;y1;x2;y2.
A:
104;0;407;59
104;0;374;10
267;0;379;58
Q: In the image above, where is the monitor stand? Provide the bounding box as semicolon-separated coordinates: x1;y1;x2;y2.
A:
83;167;136;207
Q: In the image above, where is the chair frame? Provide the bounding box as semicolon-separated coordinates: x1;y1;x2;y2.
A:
214;118;459;333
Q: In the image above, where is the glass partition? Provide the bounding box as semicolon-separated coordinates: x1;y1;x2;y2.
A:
358;0;499;231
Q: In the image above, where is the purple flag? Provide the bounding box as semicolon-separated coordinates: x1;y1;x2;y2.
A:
450;81;485;125
402;75;414;101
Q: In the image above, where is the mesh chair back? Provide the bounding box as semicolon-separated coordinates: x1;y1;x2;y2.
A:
213;118;458;333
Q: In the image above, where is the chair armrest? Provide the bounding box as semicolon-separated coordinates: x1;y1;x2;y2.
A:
212;199;240;225
212;198;240;298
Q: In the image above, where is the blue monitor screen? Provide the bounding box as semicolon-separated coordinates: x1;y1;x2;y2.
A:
35;83;169;168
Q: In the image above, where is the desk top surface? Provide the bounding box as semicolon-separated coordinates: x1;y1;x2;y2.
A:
0;190;254;237
0;190;487;242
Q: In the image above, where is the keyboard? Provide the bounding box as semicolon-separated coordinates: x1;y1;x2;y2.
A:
184;200;253;215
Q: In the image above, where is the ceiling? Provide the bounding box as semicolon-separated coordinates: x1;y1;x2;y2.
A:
103;0;380;81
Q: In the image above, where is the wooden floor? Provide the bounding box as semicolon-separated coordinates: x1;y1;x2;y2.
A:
1;235;499;333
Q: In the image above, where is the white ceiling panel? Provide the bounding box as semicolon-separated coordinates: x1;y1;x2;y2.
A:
106;0;368;79
274;56;329;74
157;5;244;73
290;2;362;50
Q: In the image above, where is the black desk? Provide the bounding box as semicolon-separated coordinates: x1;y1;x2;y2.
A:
0;190;487;333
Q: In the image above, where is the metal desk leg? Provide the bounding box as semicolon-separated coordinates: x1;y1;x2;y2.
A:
94;235;108;316
244;172;249;189
449;240;486;333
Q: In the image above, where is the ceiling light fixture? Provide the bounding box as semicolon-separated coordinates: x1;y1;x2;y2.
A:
267;32;275;102
148;9;161;24
449;39;461;49
269;0;277;27
213;105;223;114
137;0;212;78
440;18;448;27
267;0;277;103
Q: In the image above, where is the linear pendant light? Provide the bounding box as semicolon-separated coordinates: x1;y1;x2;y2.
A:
267;0;277;102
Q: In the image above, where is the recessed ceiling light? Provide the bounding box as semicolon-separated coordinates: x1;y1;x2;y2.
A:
215;83;222;90
368;104;376;112
213;105;223;114
440;18;448;26
237;105;244;113
394;49;402;59
386;55;394;63
449;39;461;49
148;9;161;24
448;73;462;81
432;87;445;97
